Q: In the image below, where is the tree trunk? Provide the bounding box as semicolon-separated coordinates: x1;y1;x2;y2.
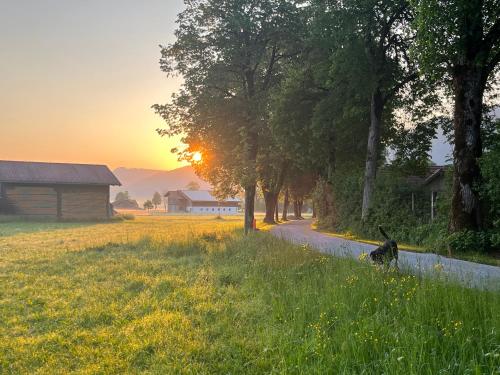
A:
275;195;279;223
312;202;316;219
449;66;484;232
282;189;289;221
361;87;384;220
263;191;277;224
243;123;258;234
293;198;304;219
244;184;257;234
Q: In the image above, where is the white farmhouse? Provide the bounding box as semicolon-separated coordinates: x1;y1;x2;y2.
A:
164;190;240;214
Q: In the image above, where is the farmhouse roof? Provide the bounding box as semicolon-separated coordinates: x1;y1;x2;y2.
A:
0;160;121;186
403;165;446;188
165;190;240;203
423;166;445;186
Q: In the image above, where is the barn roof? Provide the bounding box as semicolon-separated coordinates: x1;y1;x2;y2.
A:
166;190;240;203
423;166;445;186
0;160;121;186
404;165;446;188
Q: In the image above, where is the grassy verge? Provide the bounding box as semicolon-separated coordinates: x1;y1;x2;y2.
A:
0;217;499;373
313;223;500;267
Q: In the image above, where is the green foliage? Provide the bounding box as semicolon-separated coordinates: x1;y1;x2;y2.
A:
143;200;154;210
115;213;135;221
390;117;441;176
312;178;336;228
152;192;162;208
480;128;500;248
185;181;200;191
327;169;434;243
315;166;437;243
315;162;500;257
412;0;500;232
0;217;498;373
447;230;492;253
412;0;500;85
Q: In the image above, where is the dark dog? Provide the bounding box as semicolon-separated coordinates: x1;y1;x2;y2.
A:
370;226;398;266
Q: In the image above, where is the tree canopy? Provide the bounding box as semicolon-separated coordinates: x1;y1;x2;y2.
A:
156;0;500;248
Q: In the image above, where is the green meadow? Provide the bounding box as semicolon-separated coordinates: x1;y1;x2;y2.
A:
0;216;499;374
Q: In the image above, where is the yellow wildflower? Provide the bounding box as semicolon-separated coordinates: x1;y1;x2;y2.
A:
358;252;369;261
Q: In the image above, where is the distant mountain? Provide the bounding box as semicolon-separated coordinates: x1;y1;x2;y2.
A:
111;166;211;204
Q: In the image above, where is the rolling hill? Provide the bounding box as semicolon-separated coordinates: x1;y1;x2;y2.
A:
111;166;211;204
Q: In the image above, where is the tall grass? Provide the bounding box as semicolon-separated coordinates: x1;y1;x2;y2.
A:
0;217;498;373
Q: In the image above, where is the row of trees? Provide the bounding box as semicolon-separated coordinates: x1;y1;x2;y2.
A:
155;0;499;238
144;192;163;210
115;191;163;210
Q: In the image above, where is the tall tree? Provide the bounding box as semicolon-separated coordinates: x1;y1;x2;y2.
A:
340;0;419;220
270;31;372;221
297;0;420;220
154;0;304;234
152;192;162;209
143;200;154;210
114;191;130;202
185;181;200;191
414;0;500;231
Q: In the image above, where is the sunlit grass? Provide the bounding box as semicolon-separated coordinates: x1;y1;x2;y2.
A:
0;216;498;373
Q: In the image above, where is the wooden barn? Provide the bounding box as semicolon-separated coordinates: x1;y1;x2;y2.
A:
0;160;121;220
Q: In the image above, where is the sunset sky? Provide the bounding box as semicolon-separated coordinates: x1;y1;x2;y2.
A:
0;0;186;170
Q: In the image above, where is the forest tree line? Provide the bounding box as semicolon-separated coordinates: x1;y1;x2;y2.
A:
154;0;500;253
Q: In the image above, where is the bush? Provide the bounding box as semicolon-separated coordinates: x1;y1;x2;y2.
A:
318;168;434;245
117;213;135;221
447;230;493;253
314;162;500;255
480;141;500;249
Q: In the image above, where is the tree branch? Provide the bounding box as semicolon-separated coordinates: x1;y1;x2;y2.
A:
378;3;408;50
383;72;418;103
208;85;236;98
484;48;500;79
262;45;278;91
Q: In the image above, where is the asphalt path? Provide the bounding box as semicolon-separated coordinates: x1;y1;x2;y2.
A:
270;219;500;290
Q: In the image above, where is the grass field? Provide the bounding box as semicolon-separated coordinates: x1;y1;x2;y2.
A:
0;216;499;374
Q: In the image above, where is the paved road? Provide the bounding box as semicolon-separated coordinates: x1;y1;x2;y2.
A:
270;219;500;290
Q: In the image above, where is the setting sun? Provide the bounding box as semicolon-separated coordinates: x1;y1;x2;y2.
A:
192;152;202;162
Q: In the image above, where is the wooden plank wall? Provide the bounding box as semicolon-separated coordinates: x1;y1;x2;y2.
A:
60;186;109;219
3;184;110;219
4;185;58;216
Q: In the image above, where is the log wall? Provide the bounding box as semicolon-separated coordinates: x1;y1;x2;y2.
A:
3;185;57;216
60;185;109;219
1;184;110;219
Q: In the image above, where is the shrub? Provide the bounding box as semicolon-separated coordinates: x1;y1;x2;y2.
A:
314;161;500;255
480;140;500;249
118;213;135;221
447;230;493;253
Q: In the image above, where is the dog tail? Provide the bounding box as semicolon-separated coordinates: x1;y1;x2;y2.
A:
378;225;390;240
